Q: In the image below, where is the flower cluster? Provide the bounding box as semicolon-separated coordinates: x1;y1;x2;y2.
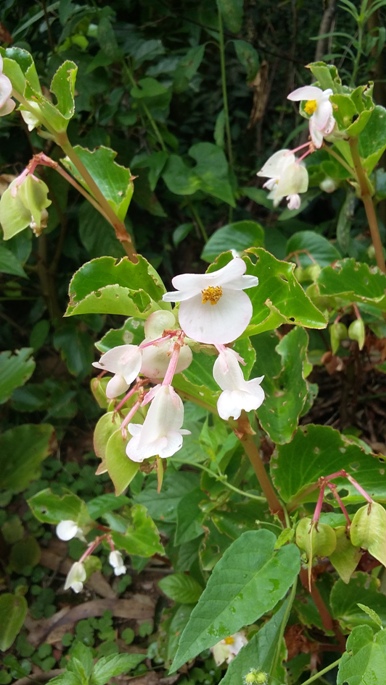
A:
258;83;336;209
93;256;265;465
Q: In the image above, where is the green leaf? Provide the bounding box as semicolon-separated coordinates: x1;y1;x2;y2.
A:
3;47;41;93
217;0;244;33
159;573;203;604
62;146;134;221
233;40;259;81
272;424;386;508
163;143;236;206
0;593;28;651
134;471;201;523
201;221;264;262
0;424;54;492
53;321;94;379
218;599;288;685
286;231;341;268
336;189;356;254
307;61;342;93
174;489;206;545
91;654;146;685
255;328;311;444
312;258;386;310
358;105;386;173
105;429;139;496
28;489;87;524
173;349;219;412
9;536;41;573
337;625;386;685
65;256;166;317
242;249;327;334
111;504;164;557
0;246;27;277
78;202;126;258
170;530;300;672
50;60;77;119
87;493;129;519
0;348;35;404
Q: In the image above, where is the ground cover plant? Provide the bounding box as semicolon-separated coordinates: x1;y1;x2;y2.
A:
1;0;386;684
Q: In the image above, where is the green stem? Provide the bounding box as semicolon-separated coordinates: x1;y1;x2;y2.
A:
173;458;266;502
234;413;286;523
349;136;386;272
269;580;298;679
123;65;167;152
323;144;355;176
56;132;137;261
189;201;209;242
300;657;342;685
218;11;233;171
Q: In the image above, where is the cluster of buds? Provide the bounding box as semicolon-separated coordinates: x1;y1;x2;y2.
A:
56;519;126;593
258;84;336;210
94;256;265;464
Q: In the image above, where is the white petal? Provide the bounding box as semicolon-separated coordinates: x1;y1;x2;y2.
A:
56;520;79;541
95;345;142;383
287;85;323;101
309;119;324;148
313;98;333;130
0;98;15;116
257;150;294;178
106;374;129;398
213;348;247;391
178;290;253;344
286;194;301;210
0;74;13;108
64;561;86;592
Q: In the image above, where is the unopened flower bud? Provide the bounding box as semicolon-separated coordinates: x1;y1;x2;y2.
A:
348;319;365;350
64;561;86;593
296;517;336;560
330;322;348;354
350;502;386;567
320;177;338;193
108;550;126;576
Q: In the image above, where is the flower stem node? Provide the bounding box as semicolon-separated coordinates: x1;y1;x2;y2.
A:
162;256;258;344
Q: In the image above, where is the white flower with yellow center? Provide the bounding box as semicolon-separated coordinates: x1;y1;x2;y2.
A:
257;150;308;210
162;257;258;344
287;85;335;148
211;632;248;666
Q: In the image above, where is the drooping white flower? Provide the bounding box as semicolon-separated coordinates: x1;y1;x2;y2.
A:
64;561;86;593
0;56;15;117
126;385;190;462
213;347;265;420
108;550;126;576
211;632;248;666
257;150;309;210
93;344;142;399
162;257;258;345
287;85;335;148
56;520;85;542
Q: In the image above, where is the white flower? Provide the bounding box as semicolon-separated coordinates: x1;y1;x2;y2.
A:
287;85;335;148
257;150;308;210
126;385;190;461
162;257;258;345
109;550;126;576
93;344;142;399
64;561;86;593
213;347;265;420
211;632;248;666
56;519;85;541
141;310;192;380
0;56;15;117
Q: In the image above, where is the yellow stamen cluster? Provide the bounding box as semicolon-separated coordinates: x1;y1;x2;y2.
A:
224;636;235;645
201;285;223;305
304;99;317;115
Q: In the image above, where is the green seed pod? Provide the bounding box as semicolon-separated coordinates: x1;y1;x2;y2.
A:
329;322;348;354
296;517;337;560
350;502;386;567
348;319;365;350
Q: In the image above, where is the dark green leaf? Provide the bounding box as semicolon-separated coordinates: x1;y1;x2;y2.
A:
0;424;54;492
0;594;28;651
0;348;35;404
